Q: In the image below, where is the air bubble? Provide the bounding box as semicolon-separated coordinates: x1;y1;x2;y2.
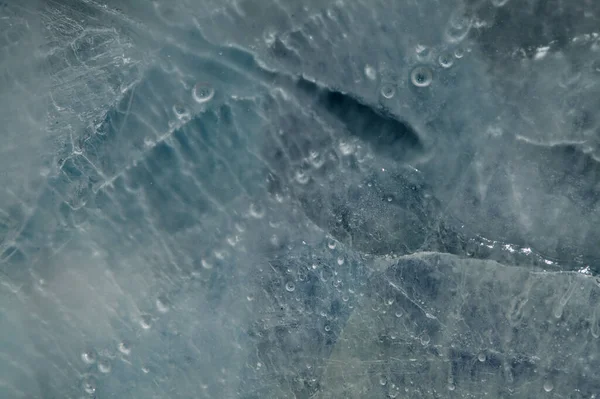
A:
192;82;215;103
82;378;96;395
337;257;345;265
380;377;387;386
327;240;337;250
246;294;255;301
381;84;395;99
454;47;465;58
415;44;431;60
98;359;112;374
295;169;310;184
448;383;456;391
364;64;377;80
338;140;356;155
324;325;331;332
439;53;454;68
309;150;325;168
156;296;170;313
478;352;486;362
395;311;403;318
263;29;276;46
154;3;179;24
118;341;131;355
285;281;296;292
491;0;510;6
173;104;189;119
411;66;433;87
201;259;213;270
81;350;96;364
249;203;265;219
420;333;431;345
445;9;472;43
140;314;152;330
543;381;554;392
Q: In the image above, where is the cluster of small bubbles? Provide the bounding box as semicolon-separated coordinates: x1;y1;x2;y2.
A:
156;296;170;313
438;53;454;68
380;84;396;99
411;66;433;87
118;341;131;355
454;47;465;58
98;359;112;374
192;82;215;103
543;381;554;392
415;44;431;60
285;281;296;292
364;64;377;80
249;203;265;219
81;350;96;365
172;104;189;119
140;314;152;330
478;352;487;362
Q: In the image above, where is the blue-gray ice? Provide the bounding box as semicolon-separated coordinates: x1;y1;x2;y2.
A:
1;0;600;398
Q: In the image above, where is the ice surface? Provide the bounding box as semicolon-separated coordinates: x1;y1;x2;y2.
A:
1;0;600;398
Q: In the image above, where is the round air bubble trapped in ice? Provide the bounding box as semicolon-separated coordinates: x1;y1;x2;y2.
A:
193;82;215;103
411;66;433;87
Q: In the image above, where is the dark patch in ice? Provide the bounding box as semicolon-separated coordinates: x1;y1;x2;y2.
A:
296;76;424;162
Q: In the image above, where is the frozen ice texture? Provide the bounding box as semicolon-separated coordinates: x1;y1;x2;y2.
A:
1;0;600;398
